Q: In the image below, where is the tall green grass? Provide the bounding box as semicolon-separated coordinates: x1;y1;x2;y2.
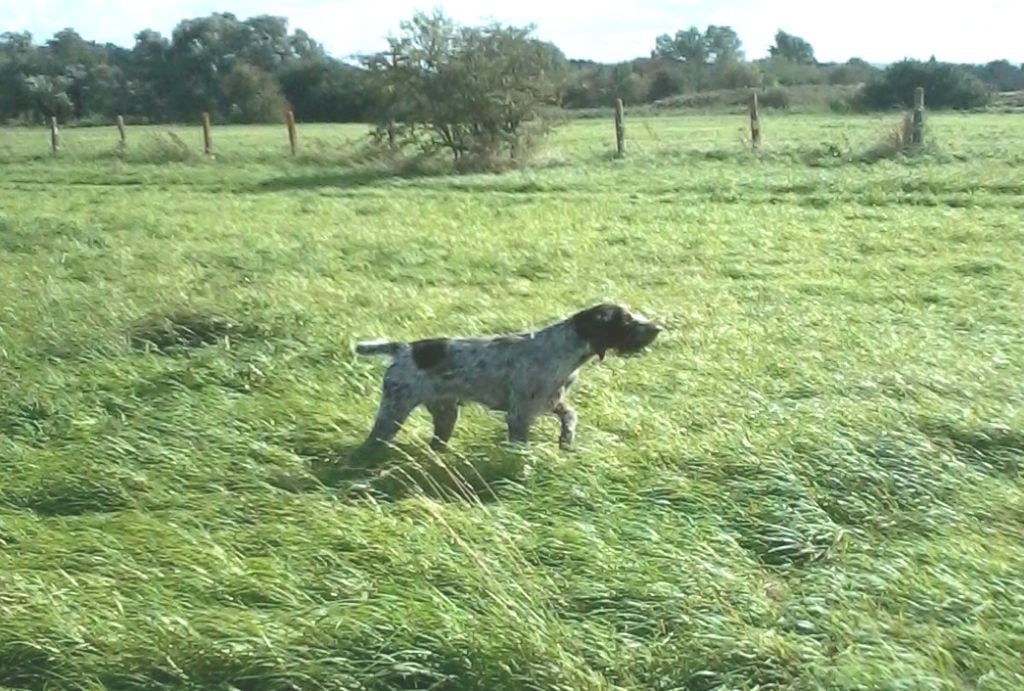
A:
1;113;1022;690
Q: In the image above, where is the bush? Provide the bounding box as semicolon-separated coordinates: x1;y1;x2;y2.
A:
364;11;567;163
277;59;372;122
828;96;854;113
713;61;761;90
855;60;992;111
219;64;291;124
759;57;828;87
828;58;878;85
759;87;791;110
647;68;686;101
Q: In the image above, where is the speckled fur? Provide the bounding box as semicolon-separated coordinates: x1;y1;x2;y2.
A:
355;303;661;450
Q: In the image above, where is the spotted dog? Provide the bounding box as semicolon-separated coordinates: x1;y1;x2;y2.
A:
354;303;661;450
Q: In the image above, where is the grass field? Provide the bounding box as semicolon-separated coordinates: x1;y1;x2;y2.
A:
1;112;1023;690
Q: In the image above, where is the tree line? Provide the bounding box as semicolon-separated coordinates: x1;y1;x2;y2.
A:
2;11;1022;127
0;14;369;125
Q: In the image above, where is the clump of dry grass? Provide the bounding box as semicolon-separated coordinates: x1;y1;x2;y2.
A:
123;130;200;163
860;112;930;162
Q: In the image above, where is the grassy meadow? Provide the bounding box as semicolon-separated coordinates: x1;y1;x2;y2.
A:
1;112;1023;690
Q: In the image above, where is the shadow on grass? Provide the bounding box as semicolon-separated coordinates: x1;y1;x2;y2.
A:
0;467;139;517
248;152;575;196
248;166;580;197
268;434;528;504
920;418;1023;479
251;166;449;194
0;640;67;690
248;153;457;194
128;308;271;353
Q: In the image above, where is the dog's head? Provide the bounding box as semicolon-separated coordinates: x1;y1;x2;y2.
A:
570;303;661;360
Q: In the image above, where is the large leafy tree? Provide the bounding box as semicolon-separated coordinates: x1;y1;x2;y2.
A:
770;30;816;64
654;25;742;65
654;27;707;66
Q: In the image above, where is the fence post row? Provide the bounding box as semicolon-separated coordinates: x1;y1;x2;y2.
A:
39;93;931;158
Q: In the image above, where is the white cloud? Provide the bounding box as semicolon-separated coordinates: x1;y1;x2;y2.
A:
3;0;1022;64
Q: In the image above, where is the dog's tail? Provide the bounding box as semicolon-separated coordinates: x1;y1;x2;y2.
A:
355;339;406;357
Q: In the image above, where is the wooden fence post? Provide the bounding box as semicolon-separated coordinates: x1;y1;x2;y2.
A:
387;48;398;151
286;110;297;155
202;112;212;156
614;98;625;157
911;87;924;145
116;115;126;148
749;91;761;149
50;117;59;154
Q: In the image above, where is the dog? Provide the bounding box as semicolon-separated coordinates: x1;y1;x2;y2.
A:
354;303;661;450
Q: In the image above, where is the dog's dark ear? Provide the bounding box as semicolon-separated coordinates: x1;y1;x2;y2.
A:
571;304;625;360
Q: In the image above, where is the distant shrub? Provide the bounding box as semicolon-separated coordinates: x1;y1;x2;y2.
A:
219;64;291;124
855;60;992;111
759;87;791;110
759;57;828;87
647;68;687;102
828;58;878;86
712;61;762;90
74;113;118;127
828;96;854;113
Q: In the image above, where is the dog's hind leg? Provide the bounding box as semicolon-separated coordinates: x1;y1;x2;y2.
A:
427;400;459;450
363;375;418;446
552;401;578;450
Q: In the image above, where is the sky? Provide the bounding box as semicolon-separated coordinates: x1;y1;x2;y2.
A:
2;0;1022;65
